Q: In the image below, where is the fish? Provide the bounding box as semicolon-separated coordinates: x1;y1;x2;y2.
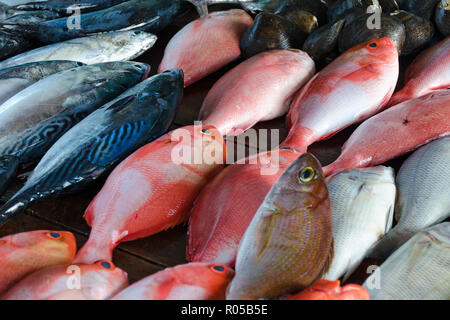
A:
363;222;450;300
0;69;184;225
283;37;399;154
396;0;440;20
0;155;18;195
283;279;370;300
324;166;396;281
199;49;315;136
0;29;34;60
435;0;450;36
324;89;450;177
1;260;128;300
0;61;150;168
275;0;328;26
74;125;226;264
0;60;83;106
112;263;234;300
0;4;61;24
302;19;345;61
14;0;129;13
187;147;302;267
327;0;379;23
158;9;253;87
368;137;450;261
0;31;157;70
226;153;333;300
0;230;76;295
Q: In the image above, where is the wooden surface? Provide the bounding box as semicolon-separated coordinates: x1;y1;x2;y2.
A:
0;4;415;284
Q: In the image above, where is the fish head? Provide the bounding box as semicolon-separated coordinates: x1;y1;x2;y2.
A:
346;37;398;65
124;61;151;81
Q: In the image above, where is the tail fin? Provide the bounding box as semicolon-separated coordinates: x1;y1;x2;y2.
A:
73;238;114;264
367;227;413;262
0;187;35;226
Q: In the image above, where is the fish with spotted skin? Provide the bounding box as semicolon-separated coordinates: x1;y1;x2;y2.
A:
0;69;184;226
112;263;234;300
0;230;76;295
226;153;333;300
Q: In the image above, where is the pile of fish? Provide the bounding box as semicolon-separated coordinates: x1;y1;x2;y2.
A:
0;0;448;300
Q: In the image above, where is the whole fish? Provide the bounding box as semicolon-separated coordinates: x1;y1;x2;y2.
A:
283;37;399;154
0;155;18;195
283;280;370;300
1;260;128;300
199;49;315;136
0;230;76;294
15;0;129;13
158;9;253;87
112;263;234;300
74;125;225;264
388;36;450;107
368;137;450;261
0;60;83;106
0;29;34;60
324;166;396;281
0;69;184;225
0;31;157;70
226;153;333;300
323;89;450;177
363;222;450;300
0;61;150;167
187;147;302;267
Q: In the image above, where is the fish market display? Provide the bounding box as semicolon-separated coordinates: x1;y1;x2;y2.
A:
0;30;34;60
14;0;129;13
324;89;450;177
159;9;253;86
0;156;18;196
284;37;399;153
397;0;440;20
75;125;225;264
0;7;61;24
283;280;370;300
388;36;450;106
363;222;450;300
112;263;234;300
327;0;379;23
302;18;345;61
0;31;157;69
1;260;128;300
199;49;315;136
369;137;450;261
0;230;76;294
435;0;450;36
0;69;184;225
226;153;332;300
324;166;396;281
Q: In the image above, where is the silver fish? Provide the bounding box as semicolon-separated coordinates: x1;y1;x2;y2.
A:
324;166;396;281
0;30;157;69
369;137;450;261
363;222;450;300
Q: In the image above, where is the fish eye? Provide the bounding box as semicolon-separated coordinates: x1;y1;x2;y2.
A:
46;232;61;240
279;146;291;150
96;260;113;269
369;42;377;48
202;128;211;134
298;166;316;183
210;264;226;273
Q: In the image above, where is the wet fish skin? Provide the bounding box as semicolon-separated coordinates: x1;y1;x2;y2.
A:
0;230;76;295
323;89;450;177
435;0;450;36
283;279;370;300
0;31;157;70
324;166;396;281
14;0;129;13
74;125;225;264
226;153;333;300
396;0;440;20
112;263;234;300
1;260;128;300
0;29;34;60
0;8;61;24
0;69;184;225
158;9;253;87
368;137;450;261
302;18;345;61
0;155;18;195
0;61;150;167
199;49;315;136
327;0;379;23
363;222;450;300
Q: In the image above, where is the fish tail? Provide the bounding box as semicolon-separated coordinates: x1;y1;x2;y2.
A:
0;188;35;226
368;227;413;262
73;237;114;264
279;131;310;154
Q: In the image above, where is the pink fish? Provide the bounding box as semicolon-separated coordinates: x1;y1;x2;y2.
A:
283;37;399;153
388;36;450;107
75;125;226;264
199;49;315;136
282;280;370;300
324;89;450;177
1;260;128;300
112;263;234;300
158;9;253;86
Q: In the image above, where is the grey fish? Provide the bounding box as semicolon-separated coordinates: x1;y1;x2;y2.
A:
303;18;345;61
0;155;18;196
14;0;129;13
1;9;61;24
368;137;450;261
0;61;150;167
0;31;157;69
0;29;34;60
363;222;450;300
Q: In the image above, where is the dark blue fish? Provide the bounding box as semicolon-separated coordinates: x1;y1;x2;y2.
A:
0;69;184;225
0;29;34;60
0;155;19;196
14;0;129;13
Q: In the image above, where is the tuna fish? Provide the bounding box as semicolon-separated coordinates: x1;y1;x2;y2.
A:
0;29;34;60
14;0;129;13
283;279;370;300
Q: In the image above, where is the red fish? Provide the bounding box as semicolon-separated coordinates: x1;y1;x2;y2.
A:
75;125;226;264
283;280;370;300
388;36;450;107
0;230;76;294
199;49;315;136
283;37;399;153
111;262;234;300
324;89;450;177
158;9;253;86
1;260;128;300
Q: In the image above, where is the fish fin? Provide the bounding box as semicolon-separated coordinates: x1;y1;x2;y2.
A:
320;238;335;278
256;207;281;258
